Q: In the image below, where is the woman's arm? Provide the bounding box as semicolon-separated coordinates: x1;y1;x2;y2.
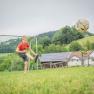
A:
16;47;26;53
29;47;37;56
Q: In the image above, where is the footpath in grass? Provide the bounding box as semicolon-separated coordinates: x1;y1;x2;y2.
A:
0;67;94;94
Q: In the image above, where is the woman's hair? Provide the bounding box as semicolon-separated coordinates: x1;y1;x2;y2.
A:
22;35;27;41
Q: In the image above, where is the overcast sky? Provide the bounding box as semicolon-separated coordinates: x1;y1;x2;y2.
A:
0;0;94;36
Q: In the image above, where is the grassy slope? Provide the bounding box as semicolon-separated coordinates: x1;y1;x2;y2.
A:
0;67;94;94
75;36;94;45
67;36;94;49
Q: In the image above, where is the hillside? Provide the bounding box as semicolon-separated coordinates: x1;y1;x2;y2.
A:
38;31;57;38
0;38;21;53
76;36;94;45
36;26;94;46
67;36;94;48
37;30;94;38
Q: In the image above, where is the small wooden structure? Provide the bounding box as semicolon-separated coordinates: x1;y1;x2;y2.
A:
38;52;72;68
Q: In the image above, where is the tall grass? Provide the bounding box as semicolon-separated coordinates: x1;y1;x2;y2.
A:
0;67;94;94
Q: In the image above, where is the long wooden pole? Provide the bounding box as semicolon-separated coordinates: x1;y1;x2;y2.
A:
36;36;38;70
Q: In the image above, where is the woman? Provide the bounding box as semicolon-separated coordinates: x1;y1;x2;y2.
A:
16;36;37;73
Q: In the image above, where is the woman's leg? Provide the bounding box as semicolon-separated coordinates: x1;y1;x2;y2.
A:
26;53;34;60
24;61;28;73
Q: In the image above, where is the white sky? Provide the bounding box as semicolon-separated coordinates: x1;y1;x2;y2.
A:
0;0;94;36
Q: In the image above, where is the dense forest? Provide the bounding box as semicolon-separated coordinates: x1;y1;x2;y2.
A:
31;26;94;53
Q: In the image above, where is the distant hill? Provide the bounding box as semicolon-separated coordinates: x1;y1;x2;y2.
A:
38;30;57;39
0;38;21;53
0;28;94;53
37;30;94;38
37;29;94;45
37;30;94;52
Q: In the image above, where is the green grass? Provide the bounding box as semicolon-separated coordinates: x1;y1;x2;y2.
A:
0;53;11;57
0;67;94;94
67;36;94;48
76;36;94;45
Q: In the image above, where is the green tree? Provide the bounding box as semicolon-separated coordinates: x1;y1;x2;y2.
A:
0;38;21;53
31;44;44;54
38;36;51;48
62;47;69;52
52;30;62;44
91;42;94;50
69;41;83;51
44;44;68;53
44;44;60;53
52;26;84;45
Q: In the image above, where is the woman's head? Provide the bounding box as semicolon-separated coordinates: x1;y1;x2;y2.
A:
22;35;27;42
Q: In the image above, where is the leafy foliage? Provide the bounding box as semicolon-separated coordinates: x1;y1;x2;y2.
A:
38;36;51;48
0;38;21;53
69;41;83;51
44;44;69;53
53;26;84;44
91;42;94;50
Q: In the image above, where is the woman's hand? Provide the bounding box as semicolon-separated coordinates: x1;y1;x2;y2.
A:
21;50;27;53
